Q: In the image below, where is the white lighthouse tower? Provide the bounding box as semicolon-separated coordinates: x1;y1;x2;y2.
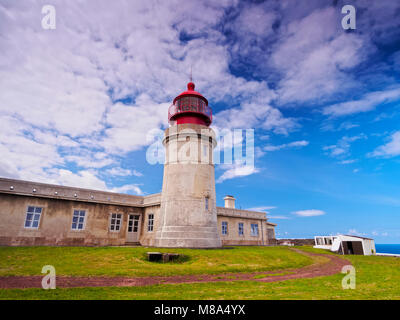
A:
154;81;222;248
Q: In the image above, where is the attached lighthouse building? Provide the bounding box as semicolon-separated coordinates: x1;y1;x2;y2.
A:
0;82;277;247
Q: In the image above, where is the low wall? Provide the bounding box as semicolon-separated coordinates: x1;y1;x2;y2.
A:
277;238;314;246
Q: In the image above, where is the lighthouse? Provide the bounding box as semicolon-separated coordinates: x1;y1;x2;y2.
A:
154;81;222;248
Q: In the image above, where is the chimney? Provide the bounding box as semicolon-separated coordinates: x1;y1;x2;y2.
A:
224;195;236;209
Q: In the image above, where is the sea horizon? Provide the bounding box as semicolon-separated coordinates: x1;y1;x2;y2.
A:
375;244;400;255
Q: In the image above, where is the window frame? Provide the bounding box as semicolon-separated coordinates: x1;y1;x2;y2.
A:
250;223;259;237
23;206;43;229
147;213;154;232
205;197;209;211
221;221;228;236
238;222;244;236
109;213;123;232
128;214;140;233
71;209;87;231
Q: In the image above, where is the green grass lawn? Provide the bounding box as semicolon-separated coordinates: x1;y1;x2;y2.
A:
1;246;399;300
0;245;311;277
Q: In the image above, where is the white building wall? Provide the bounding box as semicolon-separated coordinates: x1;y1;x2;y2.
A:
362;239;376;255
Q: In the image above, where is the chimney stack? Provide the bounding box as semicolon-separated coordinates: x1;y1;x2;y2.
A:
224;195;236;209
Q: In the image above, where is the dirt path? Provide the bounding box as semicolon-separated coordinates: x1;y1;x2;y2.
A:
0;249;350;289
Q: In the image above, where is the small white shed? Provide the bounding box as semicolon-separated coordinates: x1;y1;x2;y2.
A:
314;235;376;255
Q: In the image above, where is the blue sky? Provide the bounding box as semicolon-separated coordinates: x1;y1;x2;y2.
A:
0;0;400;243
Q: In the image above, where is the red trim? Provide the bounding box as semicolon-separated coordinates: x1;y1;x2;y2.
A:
176;116;208;126
173;92;208;105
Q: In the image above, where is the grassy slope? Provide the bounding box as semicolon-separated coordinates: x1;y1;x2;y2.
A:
0;245;311;277
1;246;400;300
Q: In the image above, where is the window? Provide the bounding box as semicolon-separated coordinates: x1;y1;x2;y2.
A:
148;214;154;232
71;210;86;230
238;223;244;236
203;145;208;157
251;223;259;236
128;215;140;233
110;213;122;231
24;206;42;229
222;221;228;235
205;197;209;210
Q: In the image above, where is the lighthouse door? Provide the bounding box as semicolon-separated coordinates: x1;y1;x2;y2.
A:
126;214;141;243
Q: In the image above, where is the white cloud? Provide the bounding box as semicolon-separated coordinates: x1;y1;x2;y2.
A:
370;131;400;158
213;100;298;135
231;4;276;38
264;140;309;151
271;7;367;104
105;167;143;177
323;87;400;117
46;169;108;191
323;145;346;156
65;155;114;169
339;159;357;164
100;99;169;154
110;184;143;196
268;215;290;220
45;169;143;195
338;122;360;131
216;164;259;183
246;206;276;212
292;209;326;217
347;229;366;237
323;134;367;158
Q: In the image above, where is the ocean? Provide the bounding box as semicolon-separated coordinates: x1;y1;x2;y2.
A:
375;244;400;255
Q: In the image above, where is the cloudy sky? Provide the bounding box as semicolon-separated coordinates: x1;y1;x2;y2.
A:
1;0;400;243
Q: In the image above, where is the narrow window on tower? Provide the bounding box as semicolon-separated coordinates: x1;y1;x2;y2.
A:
222;221;228;235
205;197;209;210
148;214;154;232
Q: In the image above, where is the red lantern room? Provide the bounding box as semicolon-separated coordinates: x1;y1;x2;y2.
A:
168;82;212;127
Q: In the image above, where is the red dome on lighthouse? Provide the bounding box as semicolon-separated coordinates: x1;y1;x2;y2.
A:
168;82;212;126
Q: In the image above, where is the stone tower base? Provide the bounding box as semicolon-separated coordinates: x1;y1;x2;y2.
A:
155;226;221;248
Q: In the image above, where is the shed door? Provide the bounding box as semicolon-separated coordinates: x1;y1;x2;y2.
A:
352;241;364;255
126;215;140;243
343;241;364;255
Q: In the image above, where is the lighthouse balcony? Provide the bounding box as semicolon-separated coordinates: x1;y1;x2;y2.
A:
168;102;212;123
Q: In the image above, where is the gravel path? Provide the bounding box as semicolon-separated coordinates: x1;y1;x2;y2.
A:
0;248;350;289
